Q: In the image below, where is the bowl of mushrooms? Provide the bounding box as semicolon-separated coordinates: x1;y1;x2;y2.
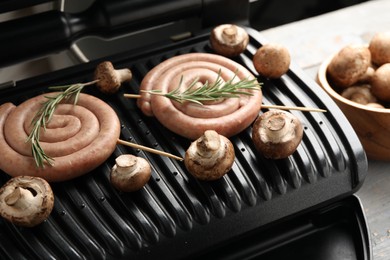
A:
317;32;390;161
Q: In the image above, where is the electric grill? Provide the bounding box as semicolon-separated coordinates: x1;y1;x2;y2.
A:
0;1;371;259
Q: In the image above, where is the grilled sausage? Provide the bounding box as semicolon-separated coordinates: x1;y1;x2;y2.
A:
137;53;262;139
0;93;120;182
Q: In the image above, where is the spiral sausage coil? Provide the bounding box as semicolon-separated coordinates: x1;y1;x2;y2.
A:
137;53;263;140
0;93;120;182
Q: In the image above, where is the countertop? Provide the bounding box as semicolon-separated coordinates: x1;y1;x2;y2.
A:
259;1;390;259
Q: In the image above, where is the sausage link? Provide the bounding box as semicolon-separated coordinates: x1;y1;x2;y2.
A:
137;53;262;139
0;93;120;182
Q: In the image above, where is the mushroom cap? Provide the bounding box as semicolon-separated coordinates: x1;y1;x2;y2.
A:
358;66;376;83
0;176;54;227
366;102;385;109
253;43;291;78
371;63;390;102
252;110;303;159
327;45;371;88
341;84;377;104
369;31;390;66
110;154;151;192
184;130;235;181
210;24;249;57
94;61;132;94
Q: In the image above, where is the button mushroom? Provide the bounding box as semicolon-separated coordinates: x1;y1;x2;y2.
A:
110;154;151;192
252;110;303;159
341;84;378;105
253;43;291;79
327;45;371;88
370;63;390;102
341;84;384;108
94;61;132;94
210;24;249;57
366;102;385;109
0;176;54;227
369;31;390;66
184;130;235;181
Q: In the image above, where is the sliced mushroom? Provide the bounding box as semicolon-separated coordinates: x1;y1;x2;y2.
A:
252;110;303;159
210;24;249;57
184;130;235;181
341;85;378;104
94;61;132;94
0;176;54;227
110;154;151;192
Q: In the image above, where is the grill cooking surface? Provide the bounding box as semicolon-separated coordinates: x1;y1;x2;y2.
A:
0;28;367;259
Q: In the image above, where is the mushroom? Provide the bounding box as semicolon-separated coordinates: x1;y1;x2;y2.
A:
252;110;303;159
184;130;235;181
0;176;54;227
327;45;371;88
341;84;378;104
110;154;151;192
94;61;132;94
366;102;385;109
369;31;390;66
370;63;390;102
210;24;249;57
358;66;376;83
253;43;291;78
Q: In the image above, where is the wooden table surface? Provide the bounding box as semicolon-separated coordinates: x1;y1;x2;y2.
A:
259;1;390;259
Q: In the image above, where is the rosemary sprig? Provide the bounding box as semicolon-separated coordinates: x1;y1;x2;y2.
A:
141;71;262;105
26;80;98;168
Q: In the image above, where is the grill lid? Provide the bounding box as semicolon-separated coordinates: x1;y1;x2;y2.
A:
0;27;367;259
0;0;249;67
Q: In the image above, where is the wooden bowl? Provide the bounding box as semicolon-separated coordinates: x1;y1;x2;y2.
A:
317;56;390;161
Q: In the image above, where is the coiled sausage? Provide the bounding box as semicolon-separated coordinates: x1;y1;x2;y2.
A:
0;93;120;182
137;53;262;139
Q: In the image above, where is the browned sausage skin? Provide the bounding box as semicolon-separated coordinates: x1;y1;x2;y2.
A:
137;53;262;140
0;93;120;182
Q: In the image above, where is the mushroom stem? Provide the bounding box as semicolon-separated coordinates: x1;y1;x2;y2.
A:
116;68;133;82
4;187;22;206
5;186;36;210
263;114;289;142
222;25;238;43
115;155;138;176
196;130;221;158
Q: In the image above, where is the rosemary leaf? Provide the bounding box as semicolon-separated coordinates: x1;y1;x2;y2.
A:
26;80;98;168
142;71;262;105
